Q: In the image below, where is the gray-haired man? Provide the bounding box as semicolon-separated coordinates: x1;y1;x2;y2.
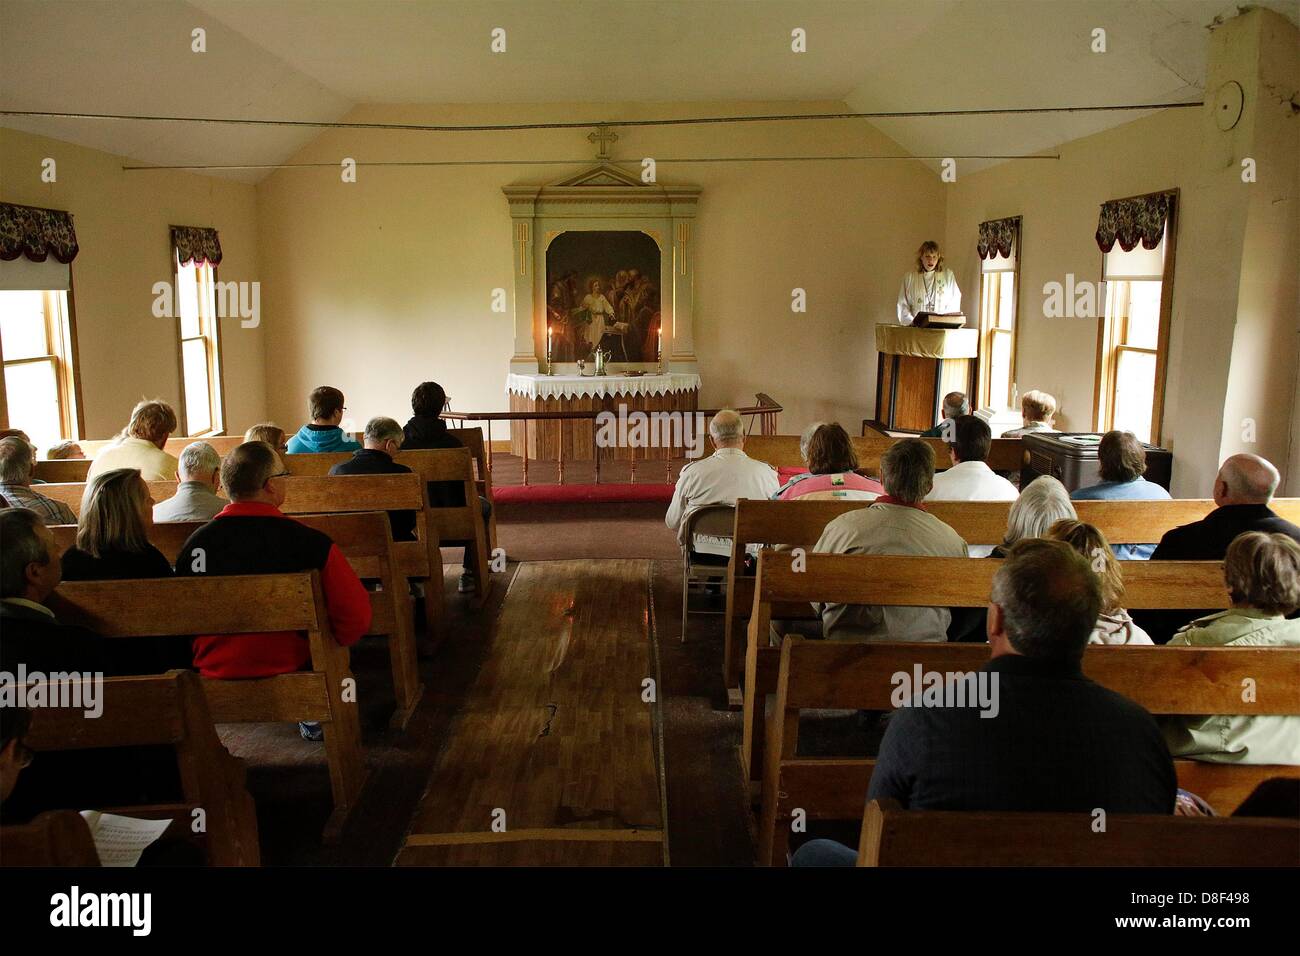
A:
813;438;968;641
153;441;225;523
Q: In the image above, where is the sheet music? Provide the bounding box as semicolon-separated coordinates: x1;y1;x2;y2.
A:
79;811;172;867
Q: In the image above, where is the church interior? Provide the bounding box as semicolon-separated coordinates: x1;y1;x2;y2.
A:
1;0;1298;895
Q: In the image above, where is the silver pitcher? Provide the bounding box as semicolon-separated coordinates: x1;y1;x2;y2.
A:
593;346;611;376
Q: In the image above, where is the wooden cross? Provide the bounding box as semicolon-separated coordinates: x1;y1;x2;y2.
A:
588;124;618;160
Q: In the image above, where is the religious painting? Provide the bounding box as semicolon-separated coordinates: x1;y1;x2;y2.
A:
545;230;661;363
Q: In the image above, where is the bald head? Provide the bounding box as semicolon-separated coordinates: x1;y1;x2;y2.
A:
1215;454;1279;506
709;409;744;449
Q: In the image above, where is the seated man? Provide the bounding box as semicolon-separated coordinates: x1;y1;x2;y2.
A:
1071;430;1171;559
665;409;780;557
794;539;1176;866
328;416;416;542
0;509;104;675
814;438;968;641
175;442;371;740
919;391;969;439
87;399;180;481
0;437;75;525
153;441;225;523
926;415;1017;561
1000;389;1058;438
1136;453;1300;643
401;381;494;593
286;386;362;455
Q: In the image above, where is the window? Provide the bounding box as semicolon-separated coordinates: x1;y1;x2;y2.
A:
174;253;224;436
976;219;1020;410
0;288;81;452
1095;212;1176;445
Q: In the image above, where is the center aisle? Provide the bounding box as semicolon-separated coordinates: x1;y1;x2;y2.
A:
395;559;667;865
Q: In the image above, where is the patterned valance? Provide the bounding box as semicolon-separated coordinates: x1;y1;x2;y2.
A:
977;216;1020;260
1095;192;1175;253
170;225;222;266
0;202;79;264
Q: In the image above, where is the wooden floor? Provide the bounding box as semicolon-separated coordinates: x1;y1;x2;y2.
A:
395;559;667;865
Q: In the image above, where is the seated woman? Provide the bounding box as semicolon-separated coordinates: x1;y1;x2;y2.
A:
990;475;1077;557
60;468;185;673
244;422;289;455
1163;531;1300;765
1047;519;1152;645
773;423;883;501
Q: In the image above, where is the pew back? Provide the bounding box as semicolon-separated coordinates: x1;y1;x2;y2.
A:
720;497;1300;688
46;573;367;841
857;799;1300;867
742;435;1025;475
16;671;260;865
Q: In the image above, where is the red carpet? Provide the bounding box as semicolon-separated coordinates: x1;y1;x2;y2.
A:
493;482;675;504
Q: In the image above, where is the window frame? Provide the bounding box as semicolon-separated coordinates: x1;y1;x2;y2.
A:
1092;193;1178;445
976;220;1022;411
172;252;226;437
0;283;85;442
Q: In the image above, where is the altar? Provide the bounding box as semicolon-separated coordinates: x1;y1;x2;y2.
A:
506;372;701;461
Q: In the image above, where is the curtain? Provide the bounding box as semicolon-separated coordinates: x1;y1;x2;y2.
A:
170;225;222;266
1095;192;1174;253
0;202;79;264
977;216;1019;260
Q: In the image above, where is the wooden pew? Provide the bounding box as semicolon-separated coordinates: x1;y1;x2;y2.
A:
448;426;498;553
50;510;425;731
855;799;1299;867
742;551;1237;783
746;553;1300;865
32;458;91;483
77;435;250;459
39;474;446;646
0;811;102;866
48;573;366;842
721;497;1300;691
741;434;1025;475
280;448;492;607
11;671;261;865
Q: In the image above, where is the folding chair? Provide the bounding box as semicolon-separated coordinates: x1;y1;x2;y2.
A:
680;503;736;643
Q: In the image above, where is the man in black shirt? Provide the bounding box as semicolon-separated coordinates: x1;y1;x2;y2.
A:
1136;454;1300;643
328;416;417;542
793;538;1176;866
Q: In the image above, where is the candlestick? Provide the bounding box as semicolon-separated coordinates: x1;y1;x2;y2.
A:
546;326;554;375
656;325;663;375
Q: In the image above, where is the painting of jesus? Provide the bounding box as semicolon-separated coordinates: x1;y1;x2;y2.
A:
546;230;661;363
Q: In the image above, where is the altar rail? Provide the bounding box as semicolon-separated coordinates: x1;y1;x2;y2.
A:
441;393;781;485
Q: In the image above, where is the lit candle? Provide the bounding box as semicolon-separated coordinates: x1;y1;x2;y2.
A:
657;325;662;357
547;326;552;357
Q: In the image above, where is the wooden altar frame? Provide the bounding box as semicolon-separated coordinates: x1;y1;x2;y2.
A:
503;164;701;379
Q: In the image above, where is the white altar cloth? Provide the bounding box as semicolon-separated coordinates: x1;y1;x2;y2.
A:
506;372;701;401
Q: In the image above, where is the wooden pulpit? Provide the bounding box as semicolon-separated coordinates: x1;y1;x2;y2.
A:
873;322;977;432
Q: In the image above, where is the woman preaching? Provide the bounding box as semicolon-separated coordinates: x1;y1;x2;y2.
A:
897;240;961;325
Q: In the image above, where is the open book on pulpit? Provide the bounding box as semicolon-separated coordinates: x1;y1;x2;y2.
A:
913;312;967;329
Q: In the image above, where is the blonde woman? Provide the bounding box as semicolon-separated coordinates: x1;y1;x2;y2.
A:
990;475;1077;557
61;467;185;673
896;240;961;325
61;468;171;582
1047;519;1152;645
245;423;289;455
1164;532;1300;765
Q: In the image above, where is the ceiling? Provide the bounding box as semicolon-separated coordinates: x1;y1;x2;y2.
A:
2;0;1297;183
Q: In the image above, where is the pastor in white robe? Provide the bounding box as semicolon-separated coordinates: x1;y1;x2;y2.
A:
896;268;961;325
